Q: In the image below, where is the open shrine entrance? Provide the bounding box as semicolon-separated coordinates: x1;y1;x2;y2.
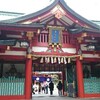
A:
32;60;78;97
32;63;65;96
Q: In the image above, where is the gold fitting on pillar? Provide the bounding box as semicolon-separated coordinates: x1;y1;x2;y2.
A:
27;54;32;59
77;37;83;43
79;55;83;60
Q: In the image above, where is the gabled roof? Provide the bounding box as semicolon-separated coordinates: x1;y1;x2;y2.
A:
0;22;44;31
59;0;100;29
0;0;100;30
0;11;24;16
0;22;44;28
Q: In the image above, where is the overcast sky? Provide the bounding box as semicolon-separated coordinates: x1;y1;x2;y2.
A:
0;0;100;20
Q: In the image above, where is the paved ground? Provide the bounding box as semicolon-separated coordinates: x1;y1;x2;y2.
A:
32;93;100;100
32;96;100;100
32;86;100;100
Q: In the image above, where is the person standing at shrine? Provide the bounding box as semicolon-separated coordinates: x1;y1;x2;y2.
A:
38;82;42;94
57;81;63;96
49;81;54;95
45;81;49;94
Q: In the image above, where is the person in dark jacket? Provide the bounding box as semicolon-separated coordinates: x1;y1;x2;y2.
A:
57;81;63;96
49;81;54;95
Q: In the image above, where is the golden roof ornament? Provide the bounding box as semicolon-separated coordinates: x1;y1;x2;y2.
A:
26;31;34;40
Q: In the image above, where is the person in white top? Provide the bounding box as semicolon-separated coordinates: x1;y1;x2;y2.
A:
33;82;39;94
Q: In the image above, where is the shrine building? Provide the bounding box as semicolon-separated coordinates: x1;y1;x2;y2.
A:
0;0;100;99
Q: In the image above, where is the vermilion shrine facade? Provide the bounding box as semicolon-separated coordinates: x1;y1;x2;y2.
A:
0;0;100;99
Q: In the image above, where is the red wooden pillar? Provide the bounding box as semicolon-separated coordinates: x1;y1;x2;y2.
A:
25;57;32;99
76;58;84;98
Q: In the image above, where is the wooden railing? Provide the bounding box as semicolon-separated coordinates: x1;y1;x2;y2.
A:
36;33;75;46
62;34;75;44
38;33;48;43
0;77;25;95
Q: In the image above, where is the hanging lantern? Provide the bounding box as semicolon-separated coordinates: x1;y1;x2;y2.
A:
61;57;64;63
54;57;57;63
47;57;50;63
58;57;61;64
51;57;54;64
45;57;48;63
40;57;44;63
64;57;67;64
68;58;71;63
